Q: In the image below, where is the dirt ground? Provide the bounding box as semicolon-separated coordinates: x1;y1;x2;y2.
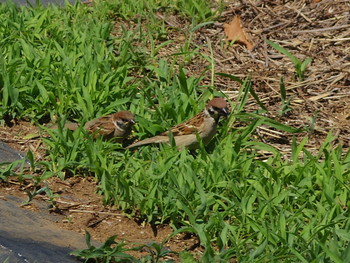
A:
0;0;349;260
0;177;194;260
0;121;198;259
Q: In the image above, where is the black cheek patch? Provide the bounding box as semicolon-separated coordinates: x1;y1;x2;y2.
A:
208;108;215;114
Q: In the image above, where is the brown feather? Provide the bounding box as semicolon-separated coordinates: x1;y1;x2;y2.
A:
85;111;135;141
127;97;229;150
51;111;135;142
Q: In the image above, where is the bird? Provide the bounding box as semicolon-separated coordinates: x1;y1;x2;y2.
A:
51;111;135;142
84;111;135;142
126;98;229;150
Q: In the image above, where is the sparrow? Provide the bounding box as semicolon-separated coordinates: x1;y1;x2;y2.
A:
84;111;135;142
126;98;229;150
51;111;135;142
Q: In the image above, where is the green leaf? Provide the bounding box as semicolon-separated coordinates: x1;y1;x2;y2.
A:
35;80;49;102
236;76;252;113
266;39;299;65
279;76;286;102
301;57;312;72
342;242;350;263
215;72;243;85
192;21;214;32
248;85;267;111
236;112;302;133
249;239;267;259
319;242;343;263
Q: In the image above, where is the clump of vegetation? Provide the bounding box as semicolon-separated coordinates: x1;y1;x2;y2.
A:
266;39;312;81
71;231;177;262
0;1;349;262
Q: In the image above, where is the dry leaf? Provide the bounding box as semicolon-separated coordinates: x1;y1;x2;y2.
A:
223;15;254;50
311;0;322;3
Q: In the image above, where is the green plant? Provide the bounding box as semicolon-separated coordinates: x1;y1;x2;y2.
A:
71;231;137;262
71;231;177;262
176;0;223;24
0;159;27;181
23;184;58;206
279;76;293;116
1;1;349;262
266;39;312;81
307;109;320;133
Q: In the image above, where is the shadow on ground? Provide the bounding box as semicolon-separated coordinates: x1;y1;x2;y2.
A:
0;195;94;262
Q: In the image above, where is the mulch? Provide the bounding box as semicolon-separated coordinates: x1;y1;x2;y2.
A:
152;0;350;155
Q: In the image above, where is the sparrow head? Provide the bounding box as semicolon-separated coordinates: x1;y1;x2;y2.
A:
113;111;135;130
206;97;230;121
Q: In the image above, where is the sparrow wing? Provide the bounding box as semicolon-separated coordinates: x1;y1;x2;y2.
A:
162;112;205;136
85;115;115;138
163;123;198;136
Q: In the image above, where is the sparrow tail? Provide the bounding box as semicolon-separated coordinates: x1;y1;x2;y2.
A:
50;122;79;131
126;136;169;149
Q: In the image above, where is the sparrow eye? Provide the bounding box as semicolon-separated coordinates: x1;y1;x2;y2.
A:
208;108;215;115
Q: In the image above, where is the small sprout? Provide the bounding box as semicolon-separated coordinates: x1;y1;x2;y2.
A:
266;39;312;81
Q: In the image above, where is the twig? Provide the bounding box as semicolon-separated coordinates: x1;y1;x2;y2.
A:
69;209;125;217
88;216;109;228
292;24;350;33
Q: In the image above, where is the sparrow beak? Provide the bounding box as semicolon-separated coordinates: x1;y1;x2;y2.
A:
129;119;136;125
220;108;230;117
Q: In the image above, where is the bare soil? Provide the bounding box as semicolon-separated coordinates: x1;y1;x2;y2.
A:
0;177;194;260
0;123;198;260
0;0;349;260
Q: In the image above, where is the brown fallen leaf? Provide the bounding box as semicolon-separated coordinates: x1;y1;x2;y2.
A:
311;0;322;3
223;15;254;50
